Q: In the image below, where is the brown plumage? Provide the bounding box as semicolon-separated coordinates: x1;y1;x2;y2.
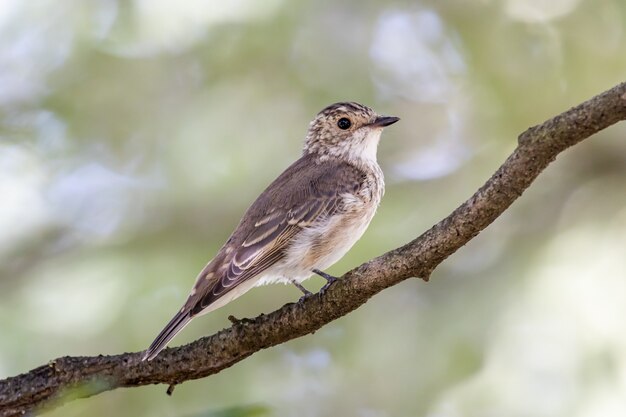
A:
143;102;398;360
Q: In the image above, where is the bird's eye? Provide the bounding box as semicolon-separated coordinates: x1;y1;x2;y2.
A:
337;118;352;130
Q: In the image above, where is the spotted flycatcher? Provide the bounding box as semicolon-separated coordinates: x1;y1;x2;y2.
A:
142;102;399;360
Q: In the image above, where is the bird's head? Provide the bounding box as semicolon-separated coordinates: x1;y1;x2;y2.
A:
303;102;399;162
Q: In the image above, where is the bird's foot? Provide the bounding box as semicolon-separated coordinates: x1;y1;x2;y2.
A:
298;293;312;303
291;279;313;303
313;269;339;294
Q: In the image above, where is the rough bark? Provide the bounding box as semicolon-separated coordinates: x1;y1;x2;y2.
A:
1;82;625;417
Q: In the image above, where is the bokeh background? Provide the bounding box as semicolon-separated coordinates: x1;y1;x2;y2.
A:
1;1;626;416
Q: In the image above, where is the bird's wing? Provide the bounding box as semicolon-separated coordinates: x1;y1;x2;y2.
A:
142;194;340;361
189;156;364;313
193;193;341;312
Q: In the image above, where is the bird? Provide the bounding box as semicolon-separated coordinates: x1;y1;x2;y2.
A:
142;102;399;361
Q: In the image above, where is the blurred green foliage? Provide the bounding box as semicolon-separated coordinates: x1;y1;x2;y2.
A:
1;1;625;416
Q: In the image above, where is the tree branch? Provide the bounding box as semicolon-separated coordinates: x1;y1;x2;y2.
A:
2;82;626;417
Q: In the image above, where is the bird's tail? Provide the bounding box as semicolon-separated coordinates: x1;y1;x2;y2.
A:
142;310;193;361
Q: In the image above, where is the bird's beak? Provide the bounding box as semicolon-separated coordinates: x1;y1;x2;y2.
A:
370;116;400;127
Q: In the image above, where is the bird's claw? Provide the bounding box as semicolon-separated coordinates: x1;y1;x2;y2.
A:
298;290;313;303
319;278;337;295
312;269;339;295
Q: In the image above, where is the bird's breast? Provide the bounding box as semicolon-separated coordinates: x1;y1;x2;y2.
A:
282;169;384;280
